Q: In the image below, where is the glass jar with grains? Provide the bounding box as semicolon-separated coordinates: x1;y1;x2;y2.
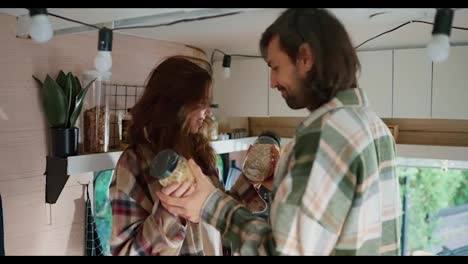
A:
149;149;195;187
242;131;281;182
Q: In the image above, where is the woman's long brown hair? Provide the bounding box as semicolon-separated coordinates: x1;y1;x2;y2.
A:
128;55;216;175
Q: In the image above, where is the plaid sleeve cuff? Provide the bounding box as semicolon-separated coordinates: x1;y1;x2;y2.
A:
201;189;270;254
201;189;245;233
228;174;267;213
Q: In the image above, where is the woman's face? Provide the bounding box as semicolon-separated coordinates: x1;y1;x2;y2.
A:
187;105;212;134
186;84;213;134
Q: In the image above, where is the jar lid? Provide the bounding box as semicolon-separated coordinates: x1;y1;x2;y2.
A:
149;149;180;180
256;130;281;146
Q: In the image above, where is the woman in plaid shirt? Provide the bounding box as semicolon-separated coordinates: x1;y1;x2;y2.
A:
109;56;226;255
157;9;402;256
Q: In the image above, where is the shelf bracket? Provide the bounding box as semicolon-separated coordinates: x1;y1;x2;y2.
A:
44;156;69;204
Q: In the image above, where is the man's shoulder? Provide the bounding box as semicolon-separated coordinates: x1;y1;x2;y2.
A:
296;106;393;154
323;106;391;138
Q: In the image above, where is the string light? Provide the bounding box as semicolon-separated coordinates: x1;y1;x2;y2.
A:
94;28;113;72
26;9;243;74
427;8;454;63
28;8;53;43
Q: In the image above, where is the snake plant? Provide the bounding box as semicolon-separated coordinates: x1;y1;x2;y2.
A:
33;70;96;128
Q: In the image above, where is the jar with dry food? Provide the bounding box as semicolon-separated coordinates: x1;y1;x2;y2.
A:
149;149;195;187
242;131;281;182
79;71;111;153
120;108;132;150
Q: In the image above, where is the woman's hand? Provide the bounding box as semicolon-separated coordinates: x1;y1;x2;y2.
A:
160;180;195;198
157;159;217;223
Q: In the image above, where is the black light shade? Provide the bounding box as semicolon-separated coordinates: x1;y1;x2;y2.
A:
97;27;113;51
432;8;454;36
222;55;231;68
28;8;47;17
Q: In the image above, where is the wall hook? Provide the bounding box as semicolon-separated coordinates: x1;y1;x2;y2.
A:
78;181;90;186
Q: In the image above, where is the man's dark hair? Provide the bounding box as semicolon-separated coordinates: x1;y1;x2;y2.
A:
260;8;360;110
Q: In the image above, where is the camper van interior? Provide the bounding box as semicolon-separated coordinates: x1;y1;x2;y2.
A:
0;8;467;256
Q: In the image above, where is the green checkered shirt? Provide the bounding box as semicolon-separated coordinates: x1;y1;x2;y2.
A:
202;88;402;255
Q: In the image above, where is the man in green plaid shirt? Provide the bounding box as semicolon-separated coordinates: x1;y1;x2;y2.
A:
158;8;401;255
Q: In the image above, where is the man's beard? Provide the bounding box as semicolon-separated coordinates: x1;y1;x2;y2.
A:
283;78;309;110
284;93;301;109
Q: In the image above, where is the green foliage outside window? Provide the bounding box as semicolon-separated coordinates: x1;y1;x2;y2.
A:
398;167;468;253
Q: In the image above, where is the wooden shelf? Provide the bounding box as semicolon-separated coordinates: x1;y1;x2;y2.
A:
45;137;468;204
45;137;287;204
64;140;468;175
66;137;293;175
67;151;123;176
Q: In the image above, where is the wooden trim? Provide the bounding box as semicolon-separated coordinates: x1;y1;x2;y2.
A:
249;117;304;138
382;118;468;133
383;118;468;147
249;117;304;128
397;131;468;147
387;125;399;141
249;117;468;147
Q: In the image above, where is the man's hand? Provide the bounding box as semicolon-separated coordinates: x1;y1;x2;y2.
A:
157;159;216;223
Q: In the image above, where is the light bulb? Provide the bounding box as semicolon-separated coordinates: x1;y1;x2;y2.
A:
94;28;113;72
29;14;53;43
94;51;112;72
427;34;450;63
427;8;454;63
223;67;231;78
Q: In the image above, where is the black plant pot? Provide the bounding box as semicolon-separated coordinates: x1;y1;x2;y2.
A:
49;127;79;158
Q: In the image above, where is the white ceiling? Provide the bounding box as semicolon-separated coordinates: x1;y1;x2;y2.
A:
1;8;468;58
0;8;207;29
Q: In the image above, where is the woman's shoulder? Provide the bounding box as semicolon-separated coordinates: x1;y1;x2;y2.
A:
115;145;153;179
119;144;154;163
116;147;139;172
113;145;156;194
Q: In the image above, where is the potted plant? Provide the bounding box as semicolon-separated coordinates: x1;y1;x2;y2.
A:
33;71;96;158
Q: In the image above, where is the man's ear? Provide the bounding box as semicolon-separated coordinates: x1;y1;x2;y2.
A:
296;43;314;73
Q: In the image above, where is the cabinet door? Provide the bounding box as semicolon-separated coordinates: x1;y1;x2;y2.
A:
213;59;268;117
393;48;432;118
268;69;309;117
432;46;468;119
357;50;393;118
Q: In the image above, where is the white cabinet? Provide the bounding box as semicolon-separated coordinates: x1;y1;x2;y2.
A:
432;46;468;120
213;46;468;120
267;69;309;117
213;58;269;117
357;50;393;118
393;48;432;118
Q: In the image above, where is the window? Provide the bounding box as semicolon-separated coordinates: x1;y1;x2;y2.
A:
398;158;468;256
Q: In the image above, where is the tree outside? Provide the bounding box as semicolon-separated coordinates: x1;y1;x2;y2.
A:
398;167;468;254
